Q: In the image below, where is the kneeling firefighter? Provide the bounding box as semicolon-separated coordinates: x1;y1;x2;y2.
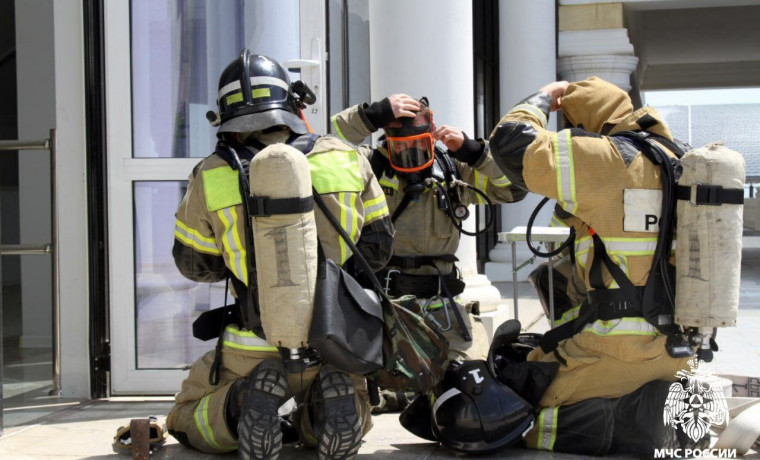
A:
330;96;527;414
480;76;744;455
168;49;394;460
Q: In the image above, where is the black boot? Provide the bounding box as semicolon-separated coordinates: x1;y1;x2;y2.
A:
234;359;288;460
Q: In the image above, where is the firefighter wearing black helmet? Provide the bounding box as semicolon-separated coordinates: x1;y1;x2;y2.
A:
167;50;394;460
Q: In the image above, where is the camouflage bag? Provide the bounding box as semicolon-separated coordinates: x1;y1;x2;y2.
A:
370;295;449;393
312;190;449;394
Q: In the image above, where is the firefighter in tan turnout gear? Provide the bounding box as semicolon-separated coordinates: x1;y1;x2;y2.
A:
485;77;698;455
330;96;527;414
167;50;393;460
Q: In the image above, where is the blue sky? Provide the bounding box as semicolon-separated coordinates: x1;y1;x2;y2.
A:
643;88;760;106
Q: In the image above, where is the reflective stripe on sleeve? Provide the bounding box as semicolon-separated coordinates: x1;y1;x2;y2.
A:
174;220;221;255
536;406;558;450
473;171;487;204
508;103;548;127
217;207;247;285
491;175;511;188
222;325;277;351
554;130;577;215
331;115;347;140
363;195;389;223
379;173;399;190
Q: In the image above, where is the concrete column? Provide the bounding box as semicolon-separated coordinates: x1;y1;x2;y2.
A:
16;0;54;349
368;1;503;319
557;2;639;90
484;0;558;287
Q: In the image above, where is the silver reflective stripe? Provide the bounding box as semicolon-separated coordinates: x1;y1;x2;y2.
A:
432;387;462;414
379;173;398;190
509;103;548;127
174;221;221;254
194;395;222;450
575;237;660;256
582;317;658;336
219;207;247;284
218;76;289;100
555;130;577;214
537;407;558;450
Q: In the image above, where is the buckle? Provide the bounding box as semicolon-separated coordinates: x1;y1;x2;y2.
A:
689;184;722;206
248;196;270;216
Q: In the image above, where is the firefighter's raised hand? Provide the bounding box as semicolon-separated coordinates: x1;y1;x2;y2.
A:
540;81;570;112
388;94;420;119
433;125;466;152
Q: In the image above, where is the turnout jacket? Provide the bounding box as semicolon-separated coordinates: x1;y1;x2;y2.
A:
173;129;393;292
489;77;680;336
331;104;526;276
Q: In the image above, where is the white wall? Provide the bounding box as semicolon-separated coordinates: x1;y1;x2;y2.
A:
15;0;90;398
16;0;54;349
369;0;477;276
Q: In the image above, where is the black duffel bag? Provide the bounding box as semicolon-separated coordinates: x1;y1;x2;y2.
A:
308;245;384;374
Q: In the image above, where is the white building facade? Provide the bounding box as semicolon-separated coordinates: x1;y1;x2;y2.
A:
5;0;759;398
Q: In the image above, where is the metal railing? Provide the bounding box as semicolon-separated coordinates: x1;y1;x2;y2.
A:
0;130;61;416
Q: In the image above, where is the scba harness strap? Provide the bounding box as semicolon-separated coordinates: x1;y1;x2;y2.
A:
539;130;694;356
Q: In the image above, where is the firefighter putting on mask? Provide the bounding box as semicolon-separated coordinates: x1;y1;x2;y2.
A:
330;94;530;446
167;49;395;460
482;76;745;456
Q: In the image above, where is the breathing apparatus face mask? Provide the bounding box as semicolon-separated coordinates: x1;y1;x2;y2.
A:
384;97;435;174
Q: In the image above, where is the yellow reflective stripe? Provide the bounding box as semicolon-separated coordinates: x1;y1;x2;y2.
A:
509;103;548;127
473;170;487;204
174;220;221;255
225;87;272;106
582;317;658;336
491;175;511;188
222;325;277;351
575;235;664;271
193;395;235;451
537;407;558;450
554;130;577;215
553;305;580;327
217;207;247;285
379;173;399;190
364;195;389;223
549;214;569;228
309;150;363;194
337;192;358;264
331;115;347;140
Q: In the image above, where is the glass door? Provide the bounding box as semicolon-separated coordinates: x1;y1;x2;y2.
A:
105;0;326;394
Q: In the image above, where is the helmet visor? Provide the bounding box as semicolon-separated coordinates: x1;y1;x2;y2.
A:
387;133;435;173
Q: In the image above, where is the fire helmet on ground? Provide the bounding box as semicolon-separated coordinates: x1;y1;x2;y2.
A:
214;49;308;135
431;360;534;455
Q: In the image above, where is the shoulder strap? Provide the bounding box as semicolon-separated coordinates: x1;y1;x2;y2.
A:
289;133;320;154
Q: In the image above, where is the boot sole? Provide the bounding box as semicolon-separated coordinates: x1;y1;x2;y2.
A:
316;369;362;460
238;360;288;460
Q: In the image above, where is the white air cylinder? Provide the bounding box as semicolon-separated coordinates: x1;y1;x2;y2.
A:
250;144;317;348
675;142;744;329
